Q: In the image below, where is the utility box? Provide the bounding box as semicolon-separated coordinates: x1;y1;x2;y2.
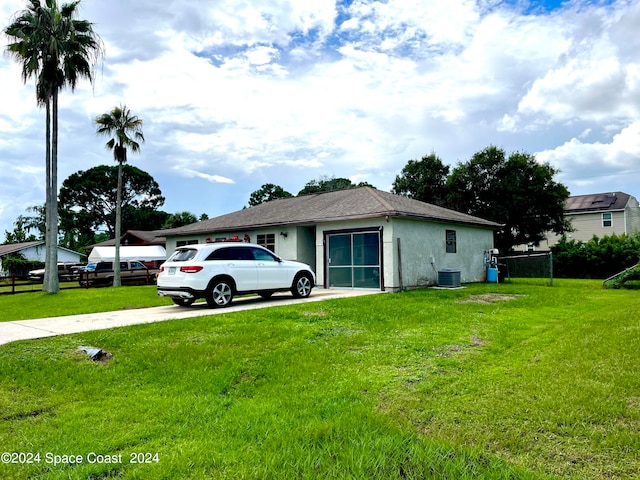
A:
438;269;461;288
487;267;498;283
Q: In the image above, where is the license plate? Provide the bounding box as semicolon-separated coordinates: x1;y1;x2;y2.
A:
168;267;176;275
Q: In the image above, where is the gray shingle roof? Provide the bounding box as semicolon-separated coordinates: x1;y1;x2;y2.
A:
90;229;166;247
163;187;501;237
565;192;631;212
0;241;44;257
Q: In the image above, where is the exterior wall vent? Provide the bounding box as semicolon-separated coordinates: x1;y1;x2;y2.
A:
438;269;461;288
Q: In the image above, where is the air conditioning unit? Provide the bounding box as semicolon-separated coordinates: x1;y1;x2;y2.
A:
438;269;461;288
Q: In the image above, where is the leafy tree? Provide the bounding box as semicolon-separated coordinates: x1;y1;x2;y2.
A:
3;222;37;245
5;0;103;293
298;176;374;195
391;152;450;205
58;165;164;250
164;211;198;229
446;146;570;253
249;184;293;207
121;205;169;232
2;205;44;244
94;105;145;287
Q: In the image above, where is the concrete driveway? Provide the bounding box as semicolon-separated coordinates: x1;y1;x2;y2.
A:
0;288;382;346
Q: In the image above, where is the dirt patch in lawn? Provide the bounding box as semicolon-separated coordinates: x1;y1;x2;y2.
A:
456;293;522;304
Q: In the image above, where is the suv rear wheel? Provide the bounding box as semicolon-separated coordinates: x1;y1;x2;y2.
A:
206;278;234;307
292;272;313;298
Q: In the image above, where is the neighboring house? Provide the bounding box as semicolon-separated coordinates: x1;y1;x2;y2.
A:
160;187;501;291
90;229;166;248
0;241;84;276
536;192;640;250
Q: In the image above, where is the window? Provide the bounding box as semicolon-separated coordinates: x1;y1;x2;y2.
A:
206;247;253;261
177;239;198;247
251;247;278;262
602;212;612;227
446;230;457;253
168;249;197;262
257;233;276;252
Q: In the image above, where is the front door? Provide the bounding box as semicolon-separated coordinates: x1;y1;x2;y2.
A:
327;231;381;288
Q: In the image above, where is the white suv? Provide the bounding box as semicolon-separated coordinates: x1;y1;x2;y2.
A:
157;243;315;307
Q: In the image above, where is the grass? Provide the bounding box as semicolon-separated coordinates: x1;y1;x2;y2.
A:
0;280;639;479
0;285;172;321
0;278;80;295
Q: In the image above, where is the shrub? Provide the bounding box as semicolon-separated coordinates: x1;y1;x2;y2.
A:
0;254;44;277
552;232;640;278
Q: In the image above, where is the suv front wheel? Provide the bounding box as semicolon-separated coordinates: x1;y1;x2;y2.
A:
292;272;313;298
206;278;234;308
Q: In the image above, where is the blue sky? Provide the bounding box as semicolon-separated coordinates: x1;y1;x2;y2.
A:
1;0;639;240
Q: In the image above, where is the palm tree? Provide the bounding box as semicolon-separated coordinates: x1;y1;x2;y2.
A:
94;105;145;287
5;0;103;293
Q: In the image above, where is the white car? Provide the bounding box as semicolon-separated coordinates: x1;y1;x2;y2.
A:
157;243;315;307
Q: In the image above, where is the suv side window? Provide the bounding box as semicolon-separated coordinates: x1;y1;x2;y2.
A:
251;247;278;262
207;248;230;261
130;261;146;270
206;247;254;261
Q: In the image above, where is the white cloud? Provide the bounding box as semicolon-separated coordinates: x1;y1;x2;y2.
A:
536;121;640;193
180;168;235;184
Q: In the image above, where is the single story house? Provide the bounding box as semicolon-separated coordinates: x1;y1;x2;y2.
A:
0;241;84;276
161;187;501;291
533;191;640;250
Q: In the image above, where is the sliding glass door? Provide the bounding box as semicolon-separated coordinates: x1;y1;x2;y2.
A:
327;231;380;288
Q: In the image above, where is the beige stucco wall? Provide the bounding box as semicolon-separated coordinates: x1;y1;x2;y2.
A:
165;217;495;291
389;218;494;288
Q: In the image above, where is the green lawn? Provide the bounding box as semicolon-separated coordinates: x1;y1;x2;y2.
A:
1;280;638;479
0;285;172;321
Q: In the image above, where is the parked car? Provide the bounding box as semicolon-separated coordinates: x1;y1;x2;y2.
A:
78;260;159;287
157;243;315;307
28;262;84;282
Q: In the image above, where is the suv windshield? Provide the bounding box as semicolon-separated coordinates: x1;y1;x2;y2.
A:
169;249;198;262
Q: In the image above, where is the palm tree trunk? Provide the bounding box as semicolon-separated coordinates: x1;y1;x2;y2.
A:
46;90;60;293
113;160;123;287
44;98;52;292
43;95;59;294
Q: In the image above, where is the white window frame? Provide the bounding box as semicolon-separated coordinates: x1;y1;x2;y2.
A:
257;233;276;252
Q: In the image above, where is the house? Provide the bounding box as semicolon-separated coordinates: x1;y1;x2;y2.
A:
160;187;501;291
538;192;640;249
0;241;84;276
89;229;166;248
